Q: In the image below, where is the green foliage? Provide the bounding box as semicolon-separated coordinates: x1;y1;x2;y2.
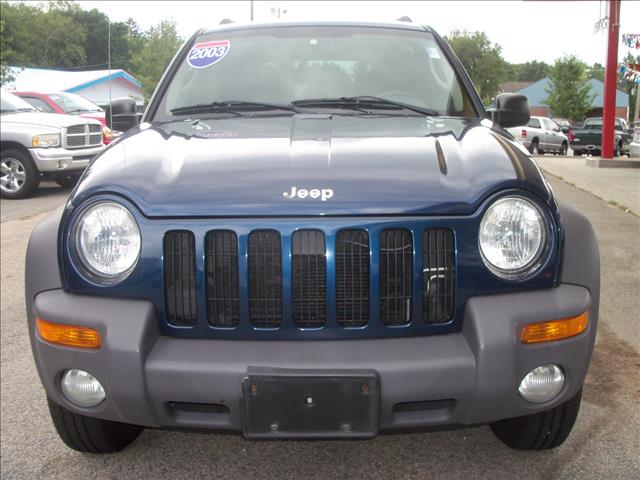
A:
507;61;549;82
130;20;182;100
588;62;605;82
0;18;16;85
444;30;508;105
543;56;594;122
0;1;182;100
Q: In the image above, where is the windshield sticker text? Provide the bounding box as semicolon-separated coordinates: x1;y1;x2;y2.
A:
187;40;230;69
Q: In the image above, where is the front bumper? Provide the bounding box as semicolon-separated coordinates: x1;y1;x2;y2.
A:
30;284;595;434
29;145;104;172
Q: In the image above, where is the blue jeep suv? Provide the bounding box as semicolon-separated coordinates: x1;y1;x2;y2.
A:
26;21;599;453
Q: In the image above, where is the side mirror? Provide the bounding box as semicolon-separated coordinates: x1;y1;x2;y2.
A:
105;97;139;132
489;93;530;128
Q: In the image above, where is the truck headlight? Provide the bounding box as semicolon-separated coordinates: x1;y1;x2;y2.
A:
74;202;141;282
479;196;547;278
32;133;60;148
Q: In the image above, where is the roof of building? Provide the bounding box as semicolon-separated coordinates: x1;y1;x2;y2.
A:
7;67;142;93
509;77;628;108
500;81;533;93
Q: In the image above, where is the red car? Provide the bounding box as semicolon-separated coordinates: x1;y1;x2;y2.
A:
14;91;113;144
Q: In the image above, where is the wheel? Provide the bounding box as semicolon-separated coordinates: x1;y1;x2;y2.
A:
0;149;40;199
47;396;142;453
614;143;622;157
559;142;568;156
54;172;82;189
490;388;582;450
529;140;540;155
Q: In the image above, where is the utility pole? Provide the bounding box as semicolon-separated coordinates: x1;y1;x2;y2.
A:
601;0;621;159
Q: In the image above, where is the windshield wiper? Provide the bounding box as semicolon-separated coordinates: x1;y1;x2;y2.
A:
66;109;91;114
292;96;439;116
170;100;300;116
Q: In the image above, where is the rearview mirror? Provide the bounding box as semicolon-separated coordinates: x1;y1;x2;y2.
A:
106;97;139;133
489;93;530;128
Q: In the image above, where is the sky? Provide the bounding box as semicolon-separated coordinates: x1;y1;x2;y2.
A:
73;0;640;66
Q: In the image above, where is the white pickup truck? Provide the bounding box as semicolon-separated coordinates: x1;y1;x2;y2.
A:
508;116;569;155
1;91;105;199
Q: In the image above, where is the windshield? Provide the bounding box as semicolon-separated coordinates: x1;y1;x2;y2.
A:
157;26;476;120
583;118;602;129
49;92;103;113
0;91;38;113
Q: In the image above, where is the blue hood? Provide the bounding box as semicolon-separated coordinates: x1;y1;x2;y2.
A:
71;115;551;217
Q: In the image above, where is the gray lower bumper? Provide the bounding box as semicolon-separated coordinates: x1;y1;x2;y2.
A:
30;284;594;433
29;145;104;172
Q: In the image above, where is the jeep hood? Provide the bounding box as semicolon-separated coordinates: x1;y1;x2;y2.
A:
72;115;550;217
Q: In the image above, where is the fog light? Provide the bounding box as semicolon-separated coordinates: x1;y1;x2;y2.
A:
61;369;105;408
518;364;564;403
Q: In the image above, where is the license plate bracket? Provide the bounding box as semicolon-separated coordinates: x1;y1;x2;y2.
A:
242;368;379;439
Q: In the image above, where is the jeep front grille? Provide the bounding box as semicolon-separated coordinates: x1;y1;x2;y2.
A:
164;231;197;326
292;230;326;328
248;230;283;328
336;230;369;327
205;230;239;327
162;225;455;336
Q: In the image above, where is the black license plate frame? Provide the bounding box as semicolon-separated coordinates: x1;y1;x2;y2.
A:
242;368;379;439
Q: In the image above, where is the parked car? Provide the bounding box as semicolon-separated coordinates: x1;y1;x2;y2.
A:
508;116;569;155
0;91;104;198
26;21;598;455
15;91;113;144
630;120;640;158
570;117;632;156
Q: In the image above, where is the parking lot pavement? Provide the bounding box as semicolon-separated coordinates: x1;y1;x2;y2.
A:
534;155;640;215
0;181;71;223
1;177;639;480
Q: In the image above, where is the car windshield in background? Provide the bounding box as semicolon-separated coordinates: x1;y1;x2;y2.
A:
0;92;38;113
158;26;477;120
49;92;103;113
584;118;603;129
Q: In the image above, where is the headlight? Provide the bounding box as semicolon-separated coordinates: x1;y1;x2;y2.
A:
32;133;60;148
74;202;141;282
479;196;547;278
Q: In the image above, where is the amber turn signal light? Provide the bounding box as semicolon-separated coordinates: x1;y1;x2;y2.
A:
521;311;589;344
36;318;101;349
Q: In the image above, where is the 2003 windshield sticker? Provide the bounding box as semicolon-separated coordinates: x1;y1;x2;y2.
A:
187;40;230;69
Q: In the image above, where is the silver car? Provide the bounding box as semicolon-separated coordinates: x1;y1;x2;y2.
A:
630;120;640;158
1;91;104;199
508;116;569;155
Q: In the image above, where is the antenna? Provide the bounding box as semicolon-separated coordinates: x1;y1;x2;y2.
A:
108;18;112;128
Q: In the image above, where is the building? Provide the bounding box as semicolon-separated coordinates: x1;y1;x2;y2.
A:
501;77;629;120
6;67;143;108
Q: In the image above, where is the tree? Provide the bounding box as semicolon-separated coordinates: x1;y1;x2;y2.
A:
543;56;594;122
0;19;16;85
444;30;508;104
588;62;605;82
619;52;639;122
507;61;549;82
130;20;182;100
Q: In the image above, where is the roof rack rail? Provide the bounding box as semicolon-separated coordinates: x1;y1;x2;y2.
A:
397;16;413;22
219;18;234;25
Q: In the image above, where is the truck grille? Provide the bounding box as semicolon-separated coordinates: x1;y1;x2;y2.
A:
248;230;283;328
164;231;197;326
163;225;456;335
64;124;103;149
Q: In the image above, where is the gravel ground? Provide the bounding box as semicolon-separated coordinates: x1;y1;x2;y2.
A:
1;176;638;480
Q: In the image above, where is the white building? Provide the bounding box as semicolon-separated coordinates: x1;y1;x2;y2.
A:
7;67;143;108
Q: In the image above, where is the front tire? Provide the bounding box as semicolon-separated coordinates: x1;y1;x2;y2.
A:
490;388;582;450
529;140;540;155
47;396;142;453
0;149;40;199
54;172;82;189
